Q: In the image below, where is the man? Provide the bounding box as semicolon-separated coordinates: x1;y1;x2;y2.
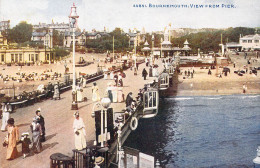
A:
125;92;133;107
36;108;45;142
142;68;148;80
5;118;19;160
73;111;87;150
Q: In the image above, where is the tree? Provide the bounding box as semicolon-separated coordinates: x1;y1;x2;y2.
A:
53;30;64;46
7;21;33;43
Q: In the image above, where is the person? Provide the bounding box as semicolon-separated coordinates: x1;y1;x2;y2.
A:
30;116;42;154
1;102;10;132
114;74;118;86
76;84;83;102
243;84;247;93
125;92;133;107
142;68;148;80
20;132;31;158
110;71;114;80
5;118;19;160
118;73;123;86
106;82;113;102
53;82;60;100
149;66;153;77
117;85;124;103
46;82;53;99
73;111;87;150
126;101;137;114
92;82;100;102
36;108;45;142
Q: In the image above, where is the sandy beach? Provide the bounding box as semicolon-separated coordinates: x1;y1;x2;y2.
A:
170;53;260;96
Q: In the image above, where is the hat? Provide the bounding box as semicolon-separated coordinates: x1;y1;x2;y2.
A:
74;111;79;117
94;156;104;165
36;107;41;112
7;118;14;125
117;116;124;122
21;132;29;136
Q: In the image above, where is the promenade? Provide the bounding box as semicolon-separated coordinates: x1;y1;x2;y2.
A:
0;55;163;168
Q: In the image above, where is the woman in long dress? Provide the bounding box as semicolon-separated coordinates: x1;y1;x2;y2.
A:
30;117;42;153
53;83;60;100
6;118;19;160
92;82;100;102
73;112;87;150
1;102;10;131
117;86;124;103
76;85;83;102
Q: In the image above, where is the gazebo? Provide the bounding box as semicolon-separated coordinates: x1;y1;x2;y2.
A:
142;41;151;56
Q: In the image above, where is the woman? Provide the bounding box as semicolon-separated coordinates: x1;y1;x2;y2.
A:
30;116;42;154
1;102;10;132
73;111;87;150
117;85;124;103
53;82;60;100
92;82;100;102
6;118;19;160
76;84;83;102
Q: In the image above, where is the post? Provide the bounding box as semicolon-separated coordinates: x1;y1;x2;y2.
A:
72;27;76;91
104;108;107;143
101;109;104;147
113;36;115;60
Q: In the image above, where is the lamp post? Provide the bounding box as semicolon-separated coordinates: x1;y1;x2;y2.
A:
161;37;163;58
152;34;154;63
69;3;79;110
101;96;111;147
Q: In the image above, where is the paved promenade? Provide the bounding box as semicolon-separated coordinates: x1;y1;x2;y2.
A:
0;57;164;168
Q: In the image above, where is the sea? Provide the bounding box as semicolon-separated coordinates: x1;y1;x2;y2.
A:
124;94;260;168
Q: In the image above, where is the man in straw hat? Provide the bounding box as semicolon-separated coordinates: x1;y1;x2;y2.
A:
73;111;87;150
36;108;45;142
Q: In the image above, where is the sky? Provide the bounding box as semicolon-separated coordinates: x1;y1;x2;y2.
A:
0;0;260;32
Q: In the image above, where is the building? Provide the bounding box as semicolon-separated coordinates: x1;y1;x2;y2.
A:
240;34;260;51
126;30;142;47
31;31;53;48
33;22;70;33
63;31;86;48
0;20;10;32
0;47;55;64
85;31;110;40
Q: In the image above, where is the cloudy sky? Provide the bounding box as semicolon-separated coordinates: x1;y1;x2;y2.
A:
0;0;259;32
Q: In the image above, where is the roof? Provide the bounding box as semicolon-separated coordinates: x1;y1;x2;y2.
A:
142;47;151;51
226;42;242;47
144;41;149;46
184;39;189;45
126;33;137;37
32;32;53;37
240;34;260;40
161;41;172;45
64;31;83;37
85;32;109;37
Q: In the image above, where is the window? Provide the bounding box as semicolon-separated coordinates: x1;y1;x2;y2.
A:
31;54;34;62
255;40;259;43
1;54;4;62
19;54;22;62
11;54;14;62
248;40;252;43
242;40;247;43
35;54;39;61
15;54;18;62
29;54;31;61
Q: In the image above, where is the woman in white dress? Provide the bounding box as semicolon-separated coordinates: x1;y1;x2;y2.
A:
73;112;87;150
92;82;100;102
1;102;10;132
110;72;114;80
76;84;83;102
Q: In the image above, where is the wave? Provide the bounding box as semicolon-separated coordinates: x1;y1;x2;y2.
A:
167;97;194;101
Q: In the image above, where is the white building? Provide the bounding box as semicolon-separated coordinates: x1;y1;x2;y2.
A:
33;22;70;33
240;34;260;51
0;20;10;32
63;31;86;48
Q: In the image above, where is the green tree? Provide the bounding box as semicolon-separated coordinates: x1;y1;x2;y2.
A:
53;30;64;46
7;21;33;43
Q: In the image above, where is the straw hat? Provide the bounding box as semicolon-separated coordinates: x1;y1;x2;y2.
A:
21;132;29;137
94;156;104;165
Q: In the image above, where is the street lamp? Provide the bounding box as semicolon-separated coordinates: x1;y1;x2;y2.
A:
69;3;79;110
152;34;154;63
101;96;111;147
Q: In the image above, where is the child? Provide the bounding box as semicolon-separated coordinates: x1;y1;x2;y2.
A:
20;132;31;158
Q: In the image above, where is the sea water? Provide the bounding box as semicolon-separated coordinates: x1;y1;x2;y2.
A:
124;95;260;168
